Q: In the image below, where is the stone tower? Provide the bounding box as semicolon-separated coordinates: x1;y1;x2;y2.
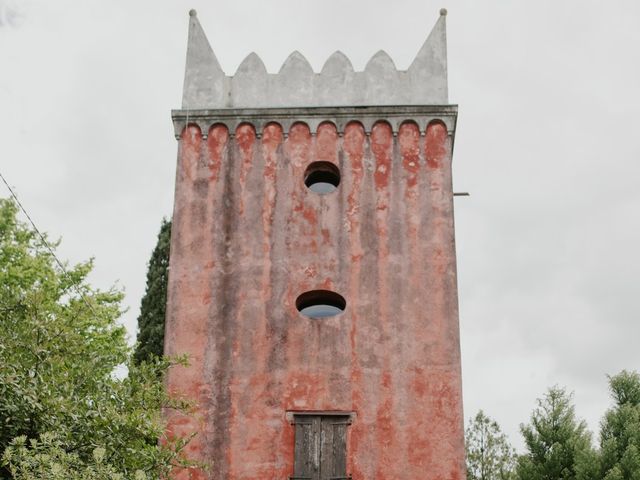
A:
164;9;465;480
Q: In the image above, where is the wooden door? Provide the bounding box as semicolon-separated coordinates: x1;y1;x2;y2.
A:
291;415;349;480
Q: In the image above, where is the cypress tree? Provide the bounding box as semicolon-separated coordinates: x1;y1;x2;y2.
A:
134;218;171;364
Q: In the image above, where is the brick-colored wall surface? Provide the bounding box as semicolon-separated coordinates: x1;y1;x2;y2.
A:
164;118;465;480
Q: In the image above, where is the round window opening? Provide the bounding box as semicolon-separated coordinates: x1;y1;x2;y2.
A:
296;289;346;319
304;161;340;194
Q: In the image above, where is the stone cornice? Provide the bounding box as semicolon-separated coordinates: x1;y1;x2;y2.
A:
171;105;458;139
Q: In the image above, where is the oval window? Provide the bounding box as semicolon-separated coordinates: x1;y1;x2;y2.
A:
296;289;346;318
304;161;340;194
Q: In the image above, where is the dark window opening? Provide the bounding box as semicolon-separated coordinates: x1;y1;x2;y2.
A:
304;161;340;194
296;290;346;319
291;414;351;480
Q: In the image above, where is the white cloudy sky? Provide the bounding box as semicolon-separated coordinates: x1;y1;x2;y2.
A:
1;0;639;450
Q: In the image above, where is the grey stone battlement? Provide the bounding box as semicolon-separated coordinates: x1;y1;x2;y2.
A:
182;10;449;110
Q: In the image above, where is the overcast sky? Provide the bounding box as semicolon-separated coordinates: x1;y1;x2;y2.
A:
1;0;639;451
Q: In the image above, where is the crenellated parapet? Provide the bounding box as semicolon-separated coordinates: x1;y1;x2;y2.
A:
182;9;449;109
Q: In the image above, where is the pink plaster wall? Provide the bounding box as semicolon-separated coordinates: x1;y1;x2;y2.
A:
164;119;465;479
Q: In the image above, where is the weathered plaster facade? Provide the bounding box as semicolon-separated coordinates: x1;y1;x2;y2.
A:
164;9;465;480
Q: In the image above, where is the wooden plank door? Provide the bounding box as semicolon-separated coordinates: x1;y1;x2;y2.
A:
292;415;349;480
293;416;321;480
320;416;348;479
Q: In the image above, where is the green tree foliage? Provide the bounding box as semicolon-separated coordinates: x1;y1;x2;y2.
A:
3;433;165;480
465;410;516;480
516;386;596;480
597;371;640;480
3;433;134;480
134;218;171;364
0;199;190;478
